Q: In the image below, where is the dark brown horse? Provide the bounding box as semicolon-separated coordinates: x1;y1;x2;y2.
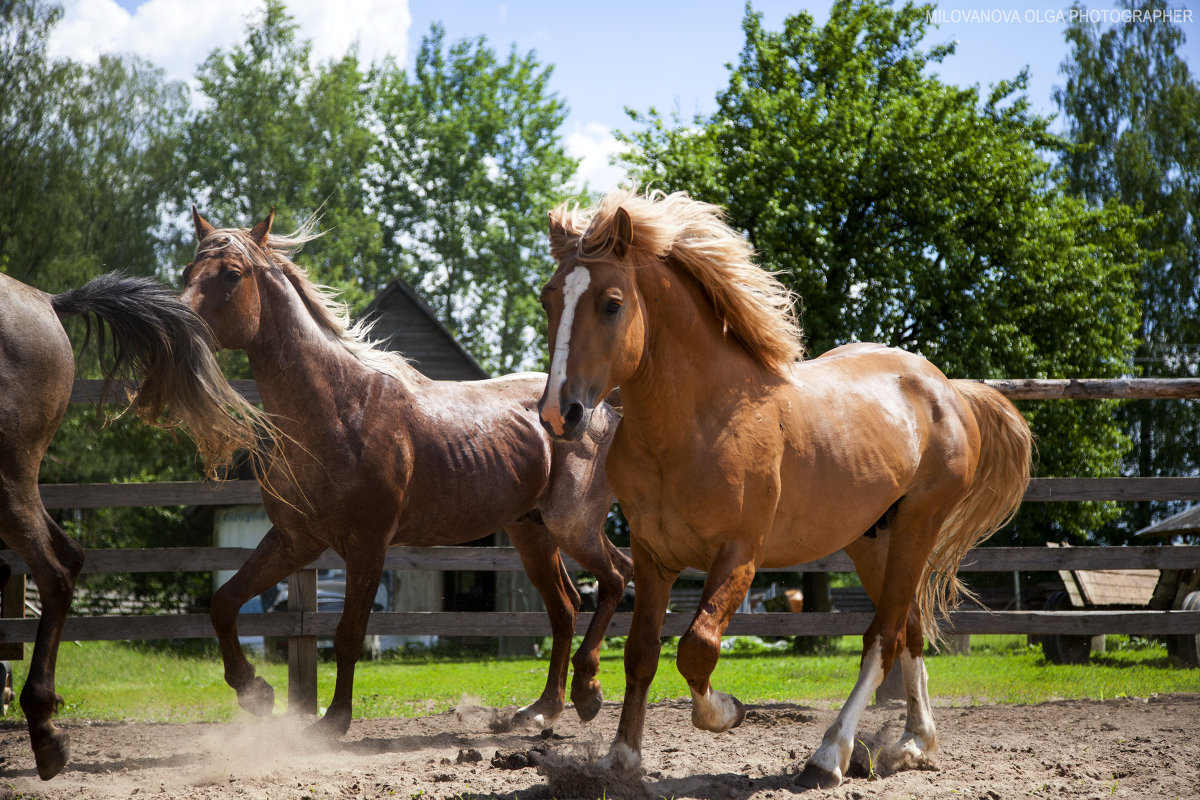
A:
538;191;1032;788
181;209;632;737
0;271;269;780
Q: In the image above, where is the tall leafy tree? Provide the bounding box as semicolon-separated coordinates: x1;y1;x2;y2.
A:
371;25;579;374
1057;0;1200;533
1;0;206;609
1;0;185;289
178;0;381;307
619;0;1143;544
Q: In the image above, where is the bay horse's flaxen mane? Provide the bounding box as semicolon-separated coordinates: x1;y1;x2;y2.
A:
199;218;414;386
550;190;805;369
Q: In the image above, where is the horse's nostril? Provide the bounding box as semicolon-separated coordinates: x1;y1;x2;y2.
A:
564;402;585;428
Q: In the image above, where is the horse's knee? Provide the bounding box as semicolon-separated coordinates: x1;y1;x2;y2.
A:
50;525;83;580
210;582;243;629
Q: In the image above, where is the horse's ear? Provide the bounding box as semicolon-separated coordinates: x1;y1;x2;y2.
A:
192;206;215;241
548;211;570;252
249;208;275;247
611;206;633;260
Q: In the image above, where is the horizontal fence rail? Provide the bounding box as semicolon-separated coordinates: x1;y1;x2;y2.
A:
1;546;1198;645
34;476;1200;509
3;545;1200;577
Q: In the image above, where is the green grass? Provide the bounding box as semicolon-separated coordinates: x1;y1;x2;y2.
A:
6;635;1197;724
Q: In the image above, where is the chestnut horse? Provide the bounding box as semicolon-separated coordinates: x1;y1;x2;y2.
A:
538;191;1032;788
181;209;632;737
0;271;269;780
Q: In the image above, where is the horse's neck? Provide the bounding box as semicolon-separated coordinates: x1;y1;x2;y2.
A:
245;271;404;424
621;261;767;437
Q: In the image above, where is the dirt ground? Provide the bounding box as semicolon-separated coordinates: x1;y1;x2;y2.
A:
1;694;1198;799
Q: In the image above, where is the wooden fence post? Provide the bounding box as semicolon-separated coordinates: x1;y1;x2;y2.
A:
0;572;25;660
287;568;318;715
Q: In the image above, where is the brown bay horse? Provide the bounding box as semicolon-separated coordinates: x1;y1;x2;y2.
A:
0;271;269;780
537;191;1032;788
181;209;632;737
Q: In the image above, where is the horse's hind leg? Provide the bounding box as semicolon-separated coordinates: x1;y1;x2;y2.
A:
801;504;947;789
1;500;83;781
675;541;756;734
312;542;387;739
506;518;579;729
844;532;938;770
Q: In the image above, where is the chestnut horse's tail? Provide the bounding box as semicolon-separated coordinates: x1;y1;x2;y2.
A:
51;272;274;477
918;380;1033;644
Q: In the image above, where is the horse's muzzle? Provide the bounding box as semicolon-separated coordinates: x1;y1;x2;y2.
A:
539;396;592;442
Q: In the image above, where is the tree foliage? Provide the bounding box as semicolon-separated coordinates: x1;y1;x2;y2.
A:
371;25;579;373
619;0;1144;543
177;0;382;307
1056;0;1200;533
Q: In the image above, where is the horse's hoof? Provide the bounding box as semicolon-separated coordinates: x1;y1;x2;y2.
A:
691;689;745;733
33;730;70;781
796;762;842;790
311;708;351;740
514;703;561;730
572;683;603;722
598;741;642;774
729;696;746;729
236;676;275;717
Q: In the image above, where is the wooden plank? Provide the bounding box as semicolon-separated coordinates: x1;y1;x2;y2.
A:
71;379;260;404
32;475;1200;512
287;569;318;716
4;608;1194;643
1024;477;1200;501
69;378;1200;405
1073;569;1160;607
984;378;1200;400
39;480;262;509
1;545;1199;577
1047;542;1086;608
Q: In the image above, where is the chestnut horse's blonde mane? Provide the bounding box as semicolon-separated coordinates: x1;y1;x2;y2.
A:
551;190;805;370
200;218;415;388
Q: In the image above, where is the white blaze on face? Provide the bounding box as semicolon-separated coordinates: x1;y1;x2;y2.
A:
543;267;591;435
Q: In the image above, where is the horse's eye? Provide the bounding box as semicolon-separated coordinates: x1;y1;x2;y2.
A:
604;300;621;316
222;270;243;287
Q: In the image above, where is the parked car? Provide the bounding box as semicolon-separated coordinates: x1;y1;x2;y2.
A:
236;572;389;661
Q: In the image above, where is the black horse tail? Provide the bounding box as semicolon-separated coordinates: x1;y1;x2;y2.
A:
51;272;275;477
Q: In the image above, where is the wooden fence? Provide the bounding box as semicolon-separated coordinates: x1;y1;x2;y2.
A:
2;378;1200;710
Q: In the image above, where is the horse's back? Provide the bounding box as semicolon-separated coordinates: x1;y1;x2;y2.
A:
761;343;978;566
0;274;74;476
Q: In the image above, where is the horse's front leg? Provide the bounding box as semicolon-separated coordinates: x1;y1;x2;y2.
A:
211;526;324;717
506;519;578;730
675;541;756;734
311;546;386;739
600;539;677;773
566;535;632;722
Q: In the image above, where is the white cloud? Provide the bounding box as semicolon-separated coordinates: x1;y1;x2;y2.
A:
47;0;412;86
565;121;628;194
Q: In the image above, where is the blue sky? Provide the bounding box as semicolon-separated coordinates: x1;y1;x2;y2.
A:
75;1;1199;188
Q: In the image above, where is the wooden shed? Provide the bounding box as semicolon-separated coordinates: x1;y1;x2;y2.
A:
361;279;488;381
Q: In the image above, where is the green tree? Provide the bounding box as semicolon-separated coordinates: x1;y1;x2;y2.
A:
1;0;186;289
1056;0;1200;534
178;0;381;307
371;24;579;374
1;0;208;609
619;0;1143;544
